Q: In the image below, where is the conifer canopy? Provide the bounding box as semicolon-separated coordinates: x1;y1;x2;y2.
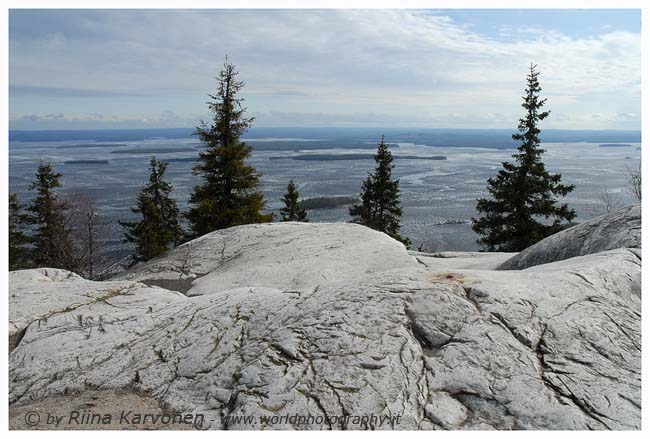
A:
187;58;272;237
472;64;576;252
280;180;308;222
350;135;410;246
120;157;182;262
26;162;75;269
9;193;31;270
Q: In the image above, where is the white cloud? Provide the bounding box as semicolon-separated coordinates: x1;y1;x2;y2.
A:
9;10;641;130
9;110;207;130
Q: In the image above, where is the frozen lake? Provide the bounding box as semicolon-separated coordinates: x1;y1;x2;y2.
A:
9;135;641;254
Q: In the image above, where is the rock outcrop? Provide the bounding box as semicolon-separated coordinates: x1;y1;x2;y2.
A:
9;220;641;430
411;251;517;270
112;222;417;296
498;204;640;270
8;268;185;352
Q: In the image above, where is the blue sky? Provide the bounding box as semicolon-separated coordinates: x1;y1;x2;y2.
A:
9;9;641;130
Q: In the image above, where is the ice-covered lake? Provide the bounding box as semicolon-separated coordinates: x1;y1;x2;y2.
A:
9;136;641;253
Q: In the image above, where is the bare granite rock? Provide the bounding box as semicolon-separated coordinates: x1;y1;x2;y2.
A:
8;268;185;352
418;247;641;429
9;222;641;430
112;222;417;296
498;204;641;270
410;251;517;270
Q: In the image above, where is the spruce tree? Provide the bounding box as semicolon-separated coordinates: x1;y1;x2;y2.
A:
472;64;576;251
9;193;31;270
26;162;75;269
350;136;410;246
187;58;272;237
349;176;374;226
280;180;308;222
120;158;183;262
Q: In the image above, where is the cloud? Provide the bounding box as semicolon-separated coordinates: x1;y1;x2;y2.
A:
9;111;207;130
8;10;641;130
11;108;639;131
9;85;144;97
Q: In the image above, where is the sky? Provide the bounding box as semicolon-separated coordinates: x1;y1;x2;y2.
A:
8;9;642;131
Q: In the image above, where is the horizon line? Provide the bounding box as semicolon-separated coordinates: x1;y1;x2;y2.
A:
8;127;642;133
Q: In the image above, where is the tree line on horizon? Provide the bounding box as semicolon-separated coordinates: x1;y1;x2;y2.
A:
9;60;638;276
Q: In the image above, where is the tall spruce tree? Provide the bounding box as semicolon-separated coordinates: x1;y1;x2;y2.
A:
26;162;75;269
280;180;308;222
349;136;410;246
187;58;272;237
472;64;576;251
9;193;31;270
120;158;182;262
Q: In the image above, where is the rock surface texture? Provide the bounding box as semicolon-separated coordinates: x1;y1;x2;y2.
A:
9;217;641;430
112;222;417;296
8;268;185;352
498;204;641;270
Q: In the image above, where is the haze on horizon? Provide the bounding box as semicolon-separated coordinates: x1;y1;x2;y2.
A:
9;9;641;131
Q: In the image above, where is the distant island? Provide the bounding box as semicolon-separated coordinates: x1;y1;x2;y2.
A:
164;157;198;163
271;154;447;161
598;143;633;147
111;147;196;154
57;143;127;149
299;196;358;210
248;140;399;151
64;160;110;165
189;139;402;152
9;128;642;149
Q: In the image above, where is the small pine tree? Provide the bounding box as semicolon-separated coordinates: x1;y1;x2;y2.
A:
350;136;410;246
187;58;272;237
120;158;183;262
9;193;31;270
26;162;75;269
472;64;576;251
280;180;308;222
